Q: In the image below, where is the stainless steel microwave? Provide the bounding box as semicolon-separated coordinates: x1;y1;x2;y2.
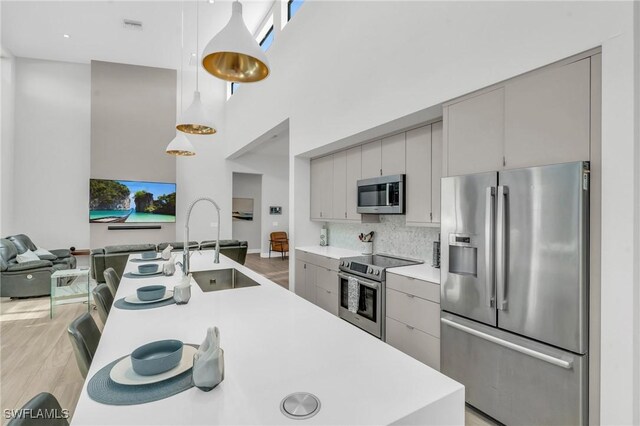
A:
357;174;405;214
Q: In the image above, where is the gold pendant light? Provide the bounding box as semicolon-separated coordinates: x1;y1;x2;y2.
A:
167;1;196;156
177;0;217;135
201;1;270;83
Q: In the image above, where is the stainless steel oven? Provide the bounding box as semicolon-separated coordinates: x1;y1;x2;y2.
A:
356;174;405;214
338;272;383;339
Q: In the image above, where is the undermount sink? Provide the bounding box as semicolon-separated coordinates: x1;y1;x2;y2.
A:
192;268;260;293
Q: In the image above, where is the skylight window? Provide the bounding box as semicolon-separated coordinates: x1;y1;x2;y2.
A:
288;0;304;21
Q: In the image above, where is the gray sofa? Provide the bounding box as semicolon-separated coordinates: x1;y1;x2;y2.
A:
91;244;156;283
0;238;70;298
7;234;77;269
200;240;248;265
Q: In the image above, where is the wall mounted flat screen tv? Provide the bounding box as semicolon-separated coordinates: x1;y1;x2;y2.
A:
90;179;176;223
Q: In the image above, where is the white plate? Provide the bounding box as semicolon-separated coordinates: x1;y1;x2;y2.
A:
124;290;174;305
110;345;198;386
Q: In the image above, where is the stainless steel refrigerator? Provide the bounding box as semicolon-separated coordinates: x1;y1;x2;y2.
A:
440;161;589;425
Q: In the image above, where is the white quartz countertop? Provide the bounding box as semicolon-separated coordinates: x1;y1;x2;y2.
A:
295;245;361;260
388;263;442;284
72;251;462;425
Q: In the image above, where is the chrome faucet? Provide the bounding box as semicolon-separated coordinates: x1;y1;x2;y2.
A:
183;197;221;274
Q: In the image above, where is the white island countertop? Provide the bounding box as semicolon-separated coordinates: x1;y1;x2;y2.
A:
72;251;463;425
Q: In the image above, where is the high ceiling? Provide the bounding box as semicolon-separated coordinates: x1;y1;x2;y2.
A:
1;1;274;70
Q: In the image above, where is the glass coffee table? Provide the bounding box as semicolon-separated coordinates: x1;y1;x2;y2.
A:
50;268;91;319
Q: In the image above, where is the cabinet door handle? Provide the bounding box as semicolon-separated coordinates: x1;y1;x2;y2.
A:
406;325;415;330
326;290;331;294
406;293;415;298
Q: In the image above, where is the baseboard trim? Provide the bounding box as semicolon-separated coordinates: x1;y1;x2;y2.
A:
260;252;289;259
247;249;261;254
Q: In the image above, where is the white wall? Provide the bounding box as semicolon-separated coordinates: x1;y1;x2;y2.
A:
221;2;639;424
10;58;90;250
232;172;262;251
229;134;290;256
0;47;16;237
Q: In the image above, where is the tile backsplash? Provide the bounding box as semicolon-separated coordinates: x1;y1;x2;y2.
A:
325;216;440;262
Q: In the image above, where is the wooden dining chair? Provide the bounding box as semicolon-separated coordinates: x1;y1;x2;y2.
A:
92;284;113;325
67;313;101;378
269;232;289;260
8;392;69;426
103;267;121;297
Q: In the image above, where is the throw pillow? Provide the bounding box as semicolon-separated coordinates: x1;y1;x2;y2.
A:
34;247;57;261
16;249;40;263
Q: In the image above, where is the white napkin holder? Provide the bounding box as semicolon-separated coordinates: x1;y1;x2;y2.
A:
173;274;192;304
161;245;173;260
192;327;225;391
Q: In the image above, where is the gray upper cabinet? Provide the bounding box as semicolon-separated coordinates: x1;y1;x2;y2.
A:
310;155;333;220
431;121;443;223
405;122;443;225
444;55;595;177
445;87;505;176
504;58;590;169
332;151;347;220
405;125;432;224
361;140;382;179
381;133;406;175
346;146;362;221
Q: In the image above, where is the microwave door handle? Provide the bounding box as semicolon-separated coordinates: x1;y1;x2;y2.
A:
485;187;496;308
386;183;391;206
496;185;508;311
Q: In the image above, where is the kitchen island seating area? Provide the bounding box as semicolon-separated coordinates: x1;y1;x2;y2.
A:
66;249;464;425
90;240;248;283
0;234;77;298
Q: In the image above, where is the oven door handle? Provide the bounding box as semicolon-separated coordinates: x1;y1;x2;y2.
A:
337;272;380;290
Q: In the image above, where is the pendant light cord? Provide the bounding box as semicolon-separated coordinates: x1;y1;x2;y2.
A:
195;0;199;92
178;0;184;113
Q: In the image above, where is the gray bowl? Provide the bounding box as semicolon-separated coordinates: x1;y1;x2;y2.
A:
136;285;166;301
138;263;159;274
141;252;157;260
131;339;184;376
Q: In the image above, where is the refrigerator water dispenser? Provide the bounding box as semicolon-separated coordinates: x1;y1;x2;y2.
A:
448;234;477;277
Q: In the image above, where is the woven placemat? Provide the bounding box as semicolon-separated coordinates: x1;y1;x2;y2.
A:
87;344;198;405
114;297;176;310
123;271;163;279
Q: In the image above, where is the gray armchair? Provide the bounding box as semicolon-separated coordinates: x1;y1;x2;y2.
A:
0;238;68;298
7;234;77;269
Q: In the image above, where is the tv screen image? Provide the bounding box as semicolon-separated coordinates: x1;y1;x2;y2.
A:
90;179;176;223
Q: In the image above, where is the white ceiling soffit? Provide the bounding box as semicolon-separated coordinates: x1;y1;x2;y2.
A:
1;0;275;70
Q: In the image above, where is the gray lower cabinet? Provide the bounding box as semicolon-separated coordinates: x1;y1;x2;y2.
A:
295;251;339;315
385;272;441;371
294;259;317;304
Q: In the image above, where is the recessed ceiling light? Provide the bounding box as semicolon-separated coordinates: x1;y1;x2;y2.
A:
208;0;214;4
191;53;197;57
63;34;70;39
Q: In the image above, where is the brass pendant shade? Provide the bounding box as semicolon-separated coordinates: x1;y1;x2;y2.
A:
176;91;217;135
166;133;196;156
201;1;270;83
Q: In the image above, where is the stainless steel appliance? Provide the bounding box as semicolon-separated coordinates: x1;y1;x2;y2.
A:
356;174;405;214
338;254;420;339
440;161;589;425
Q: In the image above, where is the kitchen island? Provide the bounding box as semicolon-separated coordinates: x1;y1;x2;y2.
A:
72;250;464;425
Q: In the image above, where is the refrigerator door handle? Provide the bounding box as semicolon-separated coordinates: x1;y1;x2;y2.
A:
441;318;574;369
485;187;496;308
386;183;391;206
496;185;508;311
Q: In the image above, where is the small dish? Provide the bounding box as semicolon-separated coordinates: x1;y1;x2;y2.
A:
141;252;158;260
138;264;159;274
131;339;184;376
110;345;197;385
124;290;173;305
136;285;166;301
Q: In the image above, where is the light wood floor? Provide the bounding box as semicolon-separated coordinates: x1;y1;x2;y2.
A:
244;253;289;289
0;295;102;424
1;261;496;426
